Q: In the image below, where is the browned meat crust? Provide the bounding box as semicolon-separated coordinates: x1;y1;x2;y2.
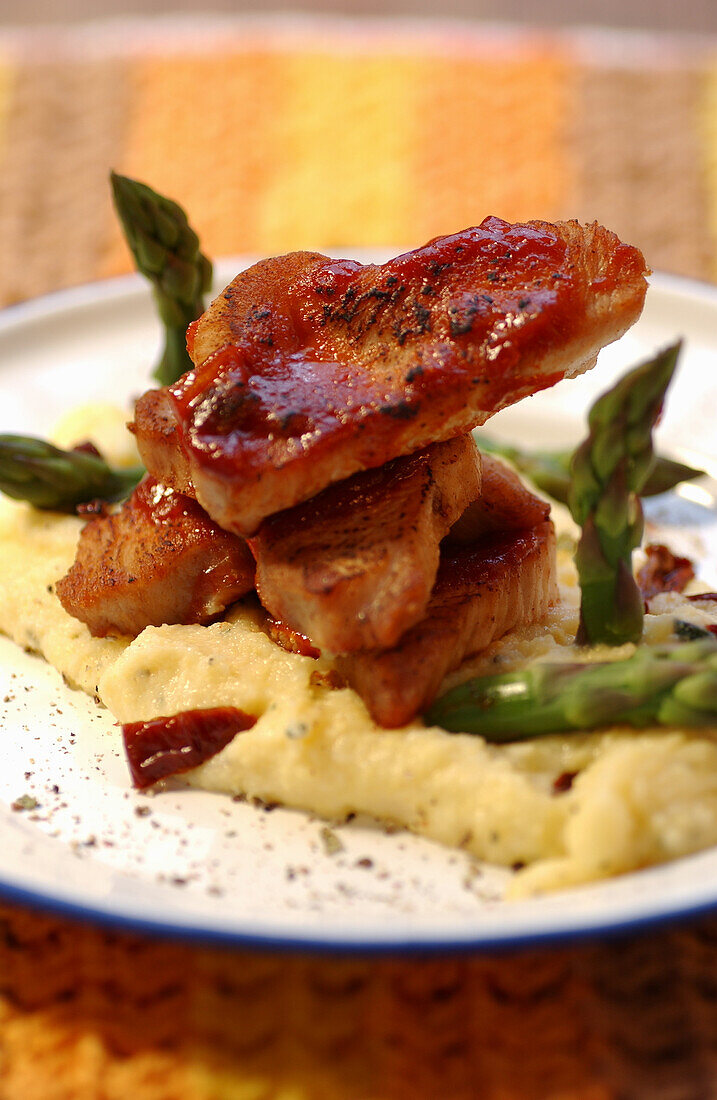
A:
447;452;550;541
133;218;648;536
56;477;254;637
249;434;482;654
335;520;557;727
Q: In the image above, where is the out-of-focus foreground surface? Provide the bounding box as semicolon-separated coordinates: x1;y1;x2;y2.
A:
3;896;717;1100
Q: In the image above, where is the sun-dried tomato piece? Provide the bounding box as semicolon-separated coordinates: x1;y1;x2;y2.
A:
637;543;695;601
122;706;256;789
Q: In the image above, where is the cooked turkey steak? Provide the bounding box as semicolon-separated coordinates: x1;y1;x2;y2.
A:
447;452;550;541
56;477;254;637
133;217;648;536
250;434;482;654
335;520;558;727
130;388;193;495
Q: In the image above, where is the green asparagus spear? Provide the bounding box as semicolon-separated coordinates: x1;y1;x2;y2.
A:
424;638;717;740
110;172;212;386
474;436;703;506
0;435;143;512
568;343;681;647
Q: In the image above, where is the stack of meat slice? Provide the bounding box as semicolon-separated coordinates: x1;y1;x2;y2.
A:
58;216;649;726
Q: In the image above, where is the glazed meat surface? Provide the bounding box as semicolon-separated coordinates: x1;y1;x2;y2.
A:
336;520;557;727
250;434;482;654
56;477;254;637
134;217;648;536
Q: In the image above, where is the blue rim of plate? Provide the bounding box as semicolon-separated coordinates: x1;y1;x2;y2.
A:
2;264;717;954
2;867;717;955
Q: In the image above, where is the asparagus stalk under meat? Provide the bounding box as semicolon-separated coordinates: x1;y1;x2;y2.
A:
0;435;143;512
474;436;703;506
424;637;717;740
110;171;212;386
568;342;681;647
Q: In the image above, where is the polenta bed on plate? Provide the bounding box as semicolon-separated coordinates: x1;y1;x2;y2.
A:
0;259;717;951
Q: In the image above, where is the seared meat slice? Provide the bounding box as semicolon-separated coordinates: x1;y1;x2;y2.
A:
447;452;550;541
250;434;482;654
57;477;254;637
134;217;648;536
336;521;557;728
130;388;193;495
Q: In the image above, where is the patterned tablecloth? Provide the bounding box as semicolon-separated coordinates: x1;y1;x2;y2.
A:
2;16;717;1099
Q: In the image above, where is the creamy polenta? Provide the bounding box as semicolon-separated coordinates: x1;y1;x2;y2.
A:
1;406;717;897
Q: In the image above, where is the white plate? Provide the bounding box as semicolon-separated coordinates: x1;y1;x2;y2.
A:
1;260;717;952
